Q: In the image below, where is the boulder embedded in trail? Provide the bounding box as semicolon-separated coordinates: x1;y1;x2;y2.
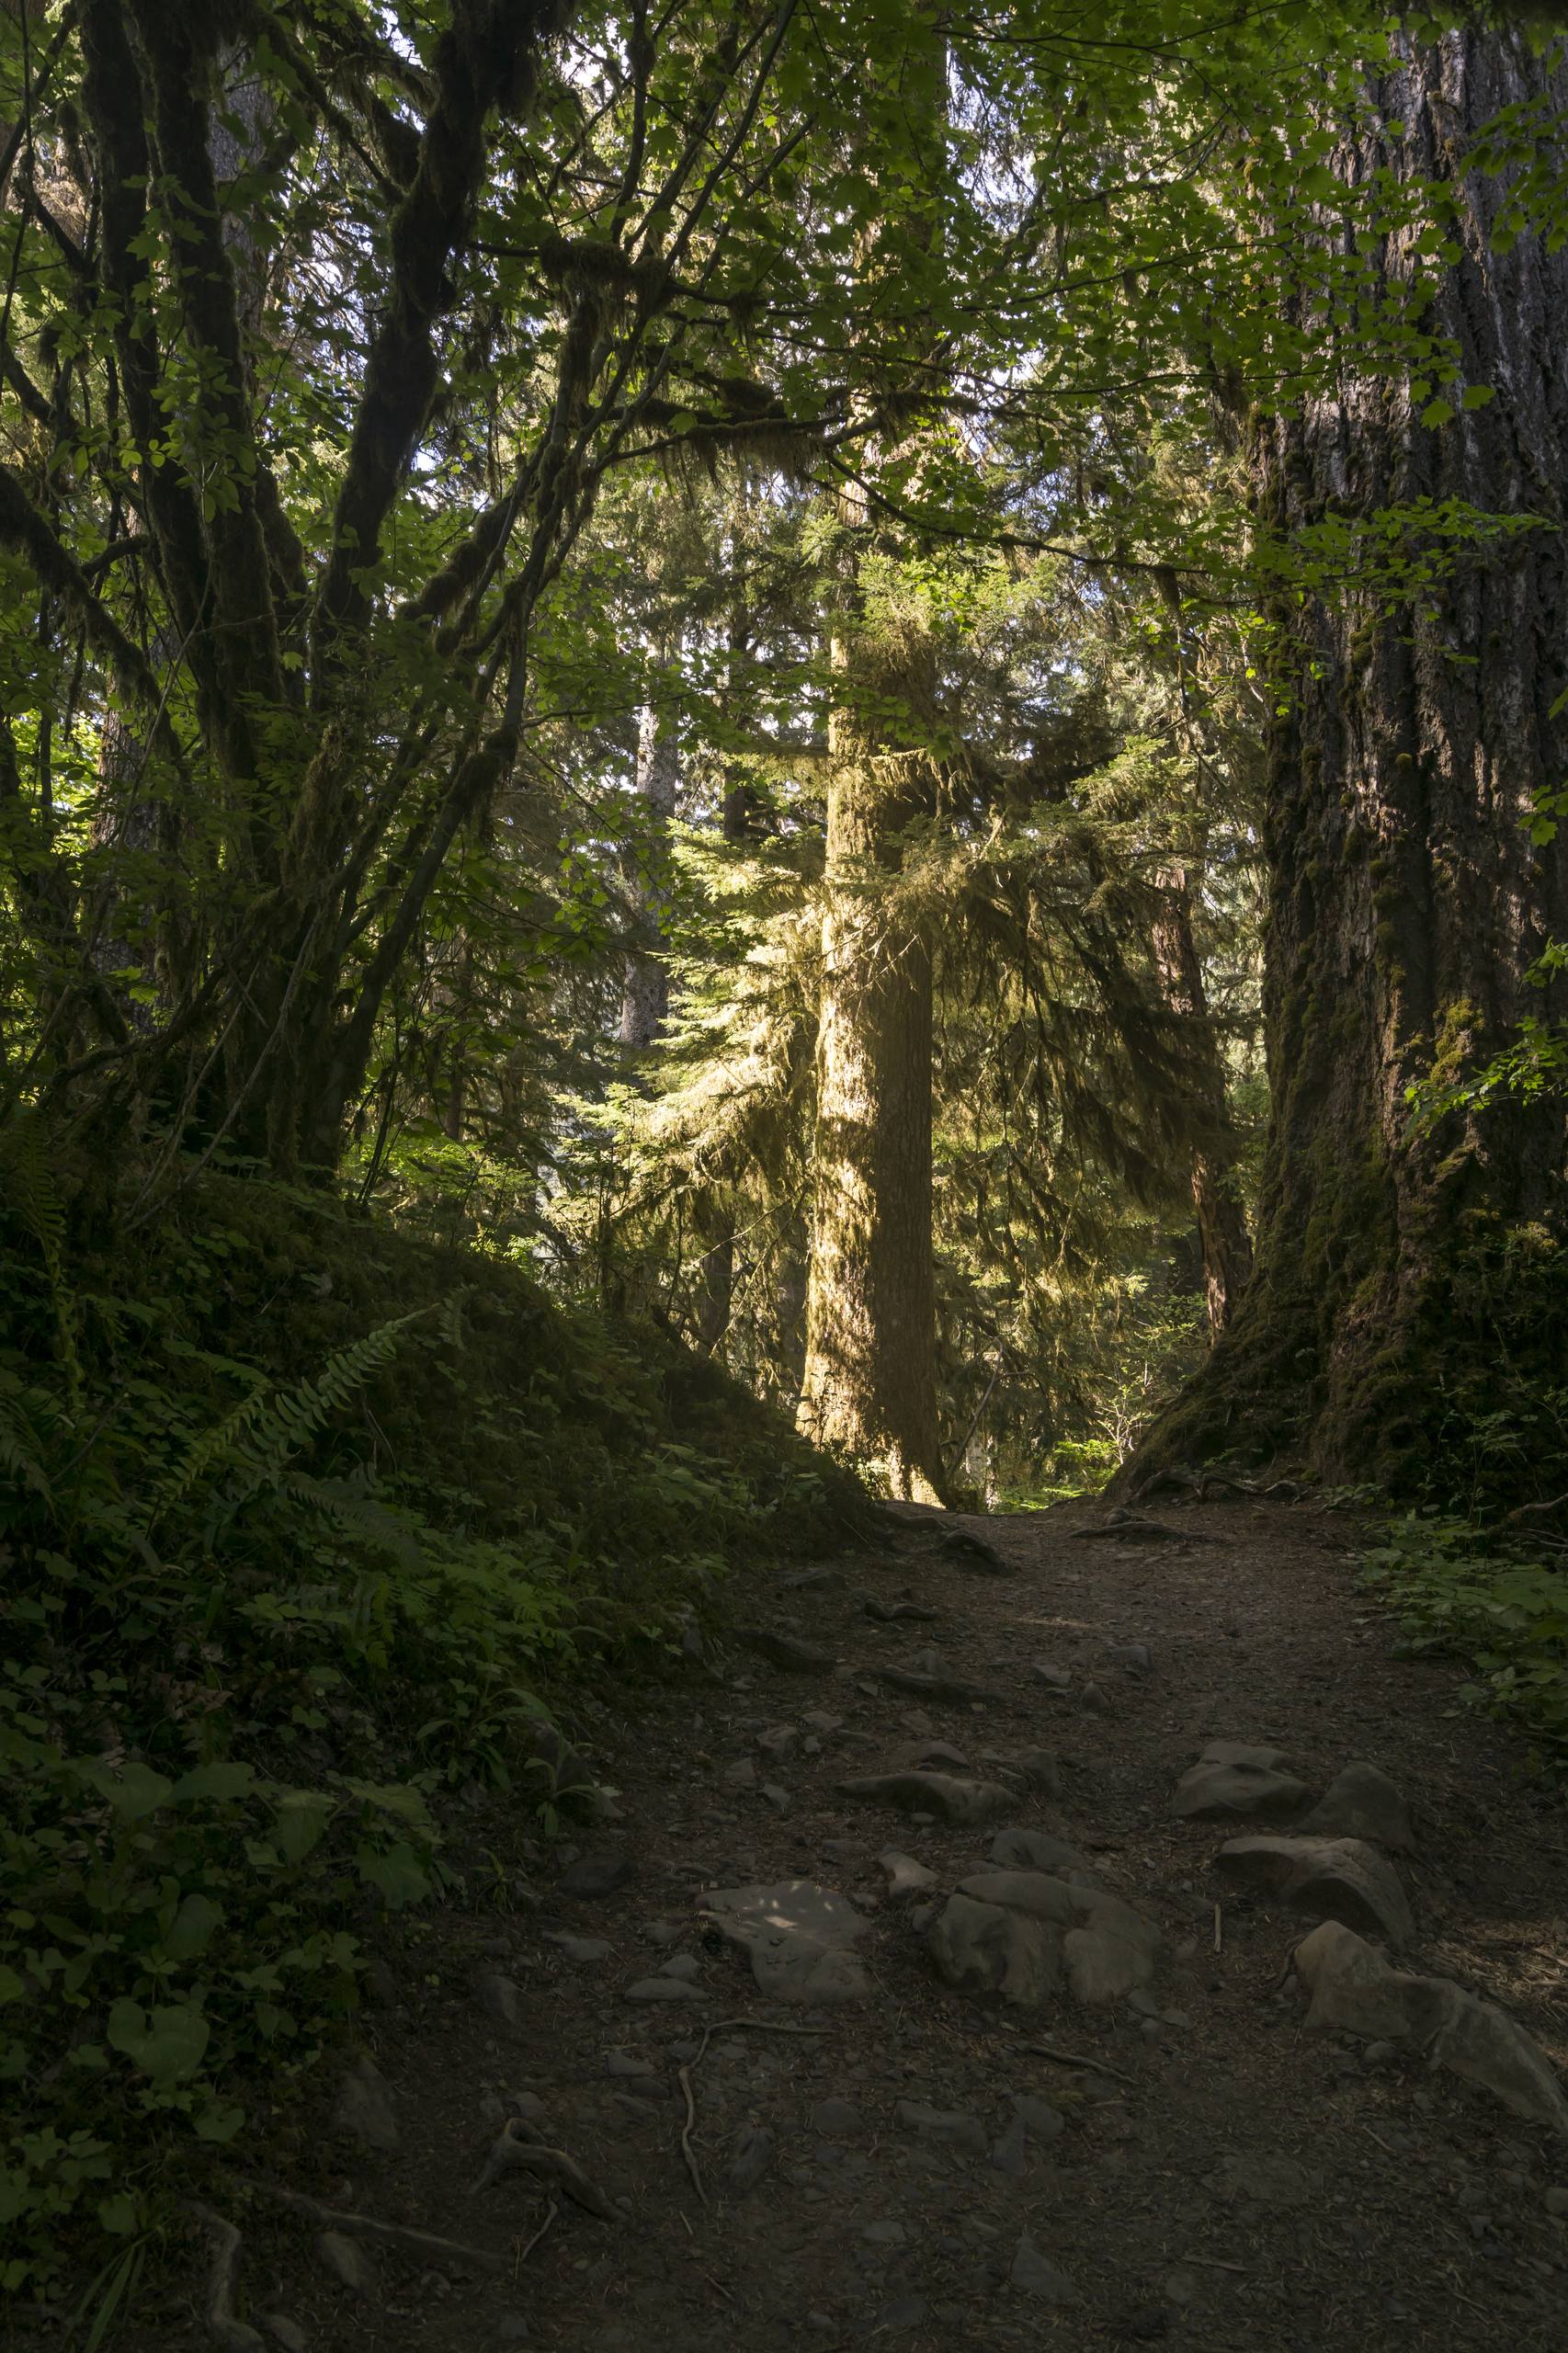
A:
1301;1760;1416;1852
703;1879;869;2003
836;1770;1016;1825
1171;1740;1312;1823
1292;1921;1568;2136
928;1870;1160;2008
1216;1833;1415;1945
928;1890;1062;2006
989;1826;1098;1881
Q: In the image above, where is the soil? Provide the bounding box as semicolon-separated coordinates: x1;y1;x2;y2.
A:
104;1495;1568;2351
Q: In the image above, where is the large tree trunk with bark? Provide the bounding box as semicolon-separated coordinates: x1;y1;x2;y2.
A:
1142;28;1568;1502
799;539;946;1503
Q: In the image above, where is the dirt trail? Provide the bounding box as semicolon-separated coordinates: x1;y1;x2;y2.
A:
121;1496;1568;2353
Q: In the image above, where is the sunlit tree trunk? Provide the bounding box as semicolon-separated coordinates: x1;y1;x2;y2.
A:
798;483;946;1501
1143;28;1568;1499
619;667;679;1051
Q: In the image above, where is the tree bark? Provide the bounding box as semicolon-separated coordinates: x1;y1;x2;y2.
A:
1152;868;1253;1336
1142;28;1568;1500
619;681;679;1050
798;497;946;1502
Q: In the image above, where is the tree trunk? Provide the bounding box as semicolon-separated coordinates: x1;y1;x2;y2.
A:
1152;868;1253;1336
619;678;679;1050
798;509;946;1503
1142;28;1568;1502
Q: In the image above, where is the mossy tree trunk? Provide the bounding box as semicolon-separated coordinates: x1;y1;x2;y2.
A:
799;501;946;1503
1143;28;1568;1499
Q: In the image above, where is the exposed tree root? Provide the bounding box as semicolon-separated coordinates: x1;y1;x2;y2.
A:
472;2117;618;2218
184;2203;265;2353
244;2179;508;2274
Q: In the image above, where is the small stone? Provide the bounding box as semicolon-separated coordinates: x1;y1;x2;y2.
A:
863;2219;907;2246
1017;1748;1062;1795
896;2100;986;2155
625;1976;705;2001
315;2232;376;2294
605;2049;656;2078
1031;1663;1073;1690
727;2124;776;2193
762;1782;790;1812
1077;1681;1111;1717
495;2318;530;2345
560;1853;635;1899
837;1770;1015;1826
813;2098;865;2135
1107;1643;1153;1674
643;1919;683;1947
1010;2233;1077;2302
265;2321;308;2353
512;2091;548;2124
803;1710;844;1733
542;1931;612;1962
333;2055;398;2152
990;2113;1028;2174
659;1953;701;1982
1543;2187;1568;2217
722;1757;757;1788
780;1566;843;1593
1163;2270;1198;2307
1011;2093;1064;2141
476;1973;523;2029
893;1737;971;1771
873;2296;928;2331
879;1849;937;1898
757;1724;798;1758
737;1625;835;1673
1363;2040;1398;2068
1302;1760;1416;1852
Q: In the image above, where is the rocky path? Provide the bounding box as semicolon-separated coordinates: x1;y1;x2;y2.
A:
126;1496;1568;2353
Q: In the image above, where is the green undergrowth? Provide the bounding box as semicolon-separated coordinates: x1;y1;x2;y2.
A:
1360;1513;1568;1771
0;1122;858;2306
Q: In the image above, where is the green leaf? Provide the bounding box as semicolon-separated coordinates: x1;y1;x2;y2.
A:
171;1762;256;1805
1420;399;1454;429
192;2097;245;2143
355;1840;430;1908
1460;385;1495;410
97;2194;139;2235
274;1790;333;1863
162;1893;222;1961
105;1998;210;2087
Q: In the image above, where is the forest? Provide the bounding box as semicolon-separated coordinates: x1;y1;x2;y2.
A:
1;1;1566;2344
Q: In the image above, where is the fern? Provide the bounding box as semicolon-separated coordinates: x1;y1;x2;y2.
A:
0;1109;83;1407
214;1309;427;1522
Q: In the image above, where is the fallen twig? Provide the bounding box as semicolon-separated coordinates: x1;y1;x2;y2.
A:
677;2063;706;2205
472;2119;617;2219
1213;1902;1223;1955
1023;2041;1136;2087
517;2200;561;2268
243;2181;507;2276
689;2017;831;2068
184;2204;265;2353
